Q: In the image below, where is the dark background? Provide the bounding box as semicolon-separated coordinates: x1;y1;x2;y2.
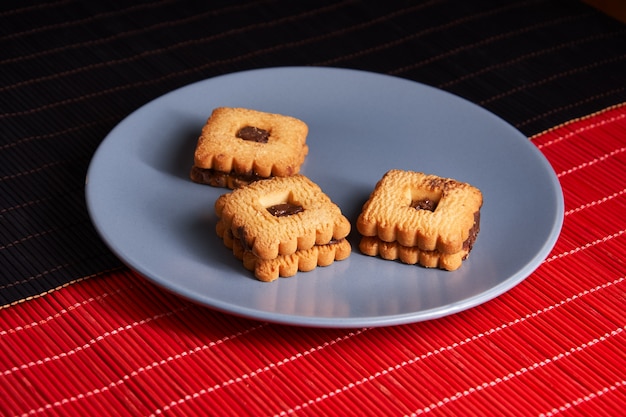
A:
1;0;625;304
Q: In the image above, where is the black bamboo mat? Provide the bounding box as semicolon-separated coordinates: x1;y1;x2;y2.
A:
2;0;625;305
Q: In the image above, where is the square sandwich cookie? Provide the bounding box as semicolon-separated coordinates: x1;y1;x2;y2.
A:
215;175;351;282
357;169;482;271
190;107;309;189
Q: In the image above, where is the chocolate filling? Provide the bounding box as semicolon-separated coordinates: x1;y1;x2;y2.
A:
266;203;304;217
236;126;269;143
190;166;265;187
237;226;251;251
411;198;438;211
462;211;481;258
314;238;344;248
232;226;344;257
245;238;345;256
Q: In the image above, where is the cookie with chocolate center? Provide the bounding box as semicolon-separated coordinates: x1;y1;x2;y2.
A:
191;107;309;189
215;174;351;281
357;169;482;271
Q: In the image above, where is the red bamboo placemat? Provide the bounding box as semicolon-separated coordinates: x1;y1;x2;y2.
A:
2;104;626;416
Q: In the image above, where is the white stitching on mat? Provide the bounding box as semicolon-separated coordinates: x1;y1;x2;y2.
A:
0;117;116;152
0;264;123;310
535;112;626;149
479;55;626;106
538;380;626;417
556;146;626;177
0;227;60;251
278;276;625;416
565;188;626;216
406;327;625;416
545;230;625;263
519;88;626;129
0;0;336;68
16;322;268;416
2;304;190;377
0;285;127;336
0;161;65;181
0;263;71;291
439;30;626;90
390;13;589;76
148;328;369;416
0;1;351;100
322;0;515;68
0;0;70;18
529;103;626;141
0;1;173;43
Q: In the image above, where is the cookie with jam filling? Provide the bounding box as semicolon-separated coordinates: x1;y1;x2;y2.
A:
215;174;351;281
356;169;482;271
191;107;309;189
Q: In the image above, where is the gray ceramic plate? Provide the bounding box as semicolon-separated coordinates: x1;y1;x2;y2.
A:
86;67;563;327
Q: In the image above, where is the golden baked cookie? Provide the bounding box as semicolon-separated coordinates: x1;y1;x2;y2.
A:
221;228;351;282
359;236;469;271
215;174;352;281
190;107;309;188
357;169;482;271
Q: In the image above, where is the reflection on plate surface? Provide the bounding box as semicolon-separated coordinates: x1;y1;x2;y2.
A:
86;67;563;327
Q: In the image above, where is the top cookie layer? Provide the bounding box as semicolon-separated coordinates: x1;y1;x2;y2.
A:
193;107;309;178
356;169;482;254
215;174;351;260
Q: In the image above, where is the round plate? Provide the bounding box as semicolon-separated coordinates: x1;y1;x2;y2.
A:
86;67;563;327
